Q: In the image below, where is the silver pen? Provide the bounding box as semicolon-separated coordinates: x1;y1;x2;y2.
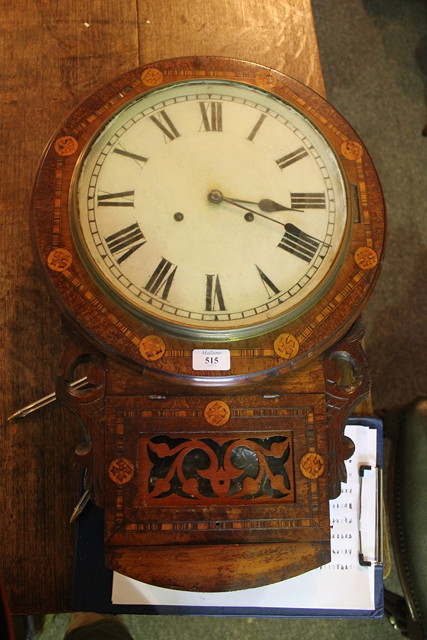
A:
69;488;91;523
7;377;89;420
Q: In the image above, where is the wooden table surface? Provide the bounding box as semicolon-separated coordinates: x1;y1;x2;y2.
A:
0;0;324;614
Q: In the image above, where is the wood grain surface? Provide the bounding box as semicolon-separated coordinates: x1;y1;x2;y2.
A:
0;0;324;613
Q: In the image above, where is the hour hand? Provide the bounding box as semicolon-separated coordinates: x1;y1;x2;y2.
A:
216;194;303;214
258;199;299;213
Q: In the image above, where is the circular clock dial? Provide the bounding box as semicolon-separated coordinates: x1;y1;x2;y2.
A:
73;80;349;340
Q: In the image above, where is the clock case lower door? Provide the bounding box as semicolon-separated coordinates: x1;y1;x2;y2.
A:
57;321;368;592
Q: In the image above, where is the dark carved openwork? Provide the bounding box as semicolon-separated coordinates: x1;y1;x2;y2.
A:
142;434;293;503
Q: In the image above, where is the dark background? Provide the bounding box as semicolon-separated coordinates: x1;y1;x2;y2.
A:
313;0;427;412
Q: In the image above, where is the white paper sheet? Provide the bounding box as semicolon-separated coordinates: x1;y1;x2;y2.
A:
112;424;379;611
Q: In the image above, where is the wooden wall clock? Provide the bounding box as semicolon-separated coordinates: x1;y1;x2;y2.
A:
31;56;385;591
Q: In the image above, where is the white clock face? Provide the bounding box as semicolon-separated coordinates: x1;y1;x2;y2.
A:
73;80;349;340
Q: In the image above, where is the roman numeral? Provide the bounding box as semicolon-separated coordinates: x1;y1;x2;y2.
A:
205;274;226;311
145;258;177;300
256;265;280;298
276;147;308;170
150;110;180;141
278;223;321;263
247;114;267;141
97;190;135;207
199;102;223;131
113;147;148;165
105;223;145;264
290;192;326;209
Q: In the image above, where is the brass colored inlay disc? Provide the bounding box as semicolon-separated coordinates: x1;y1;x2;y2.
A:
300;452;325;479
204;400;231;427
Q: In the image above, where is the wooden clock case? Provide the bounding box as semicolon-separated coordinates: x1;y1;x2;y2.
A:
31;56;385;591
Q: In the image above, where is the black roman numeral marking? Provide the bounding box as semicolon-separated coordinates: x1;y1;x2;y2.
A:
276;147;309;170
199;101;223;132
256;265;280;298
247;114;267;141
145;258;177;301
150;110;180;141
105;223;145;264
290;192;326;209
278;223;321;263
113;147;148;165
205;274;226;311
97;190;135;207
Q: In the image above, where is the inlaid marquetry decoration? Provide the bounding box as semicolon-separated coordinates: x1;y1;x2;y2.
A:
141;67;164;87
354;247;379;270
54;135;78;156
203;400;230;426
300;452;325;479
274;333;300;359
340;140;363;161
138;335;166;361
108;457;135;485
47;248;73;272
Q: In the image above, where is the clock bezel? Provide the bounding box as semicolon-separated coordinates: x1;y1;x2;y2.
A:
68;77;353;343
31;56;385;386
